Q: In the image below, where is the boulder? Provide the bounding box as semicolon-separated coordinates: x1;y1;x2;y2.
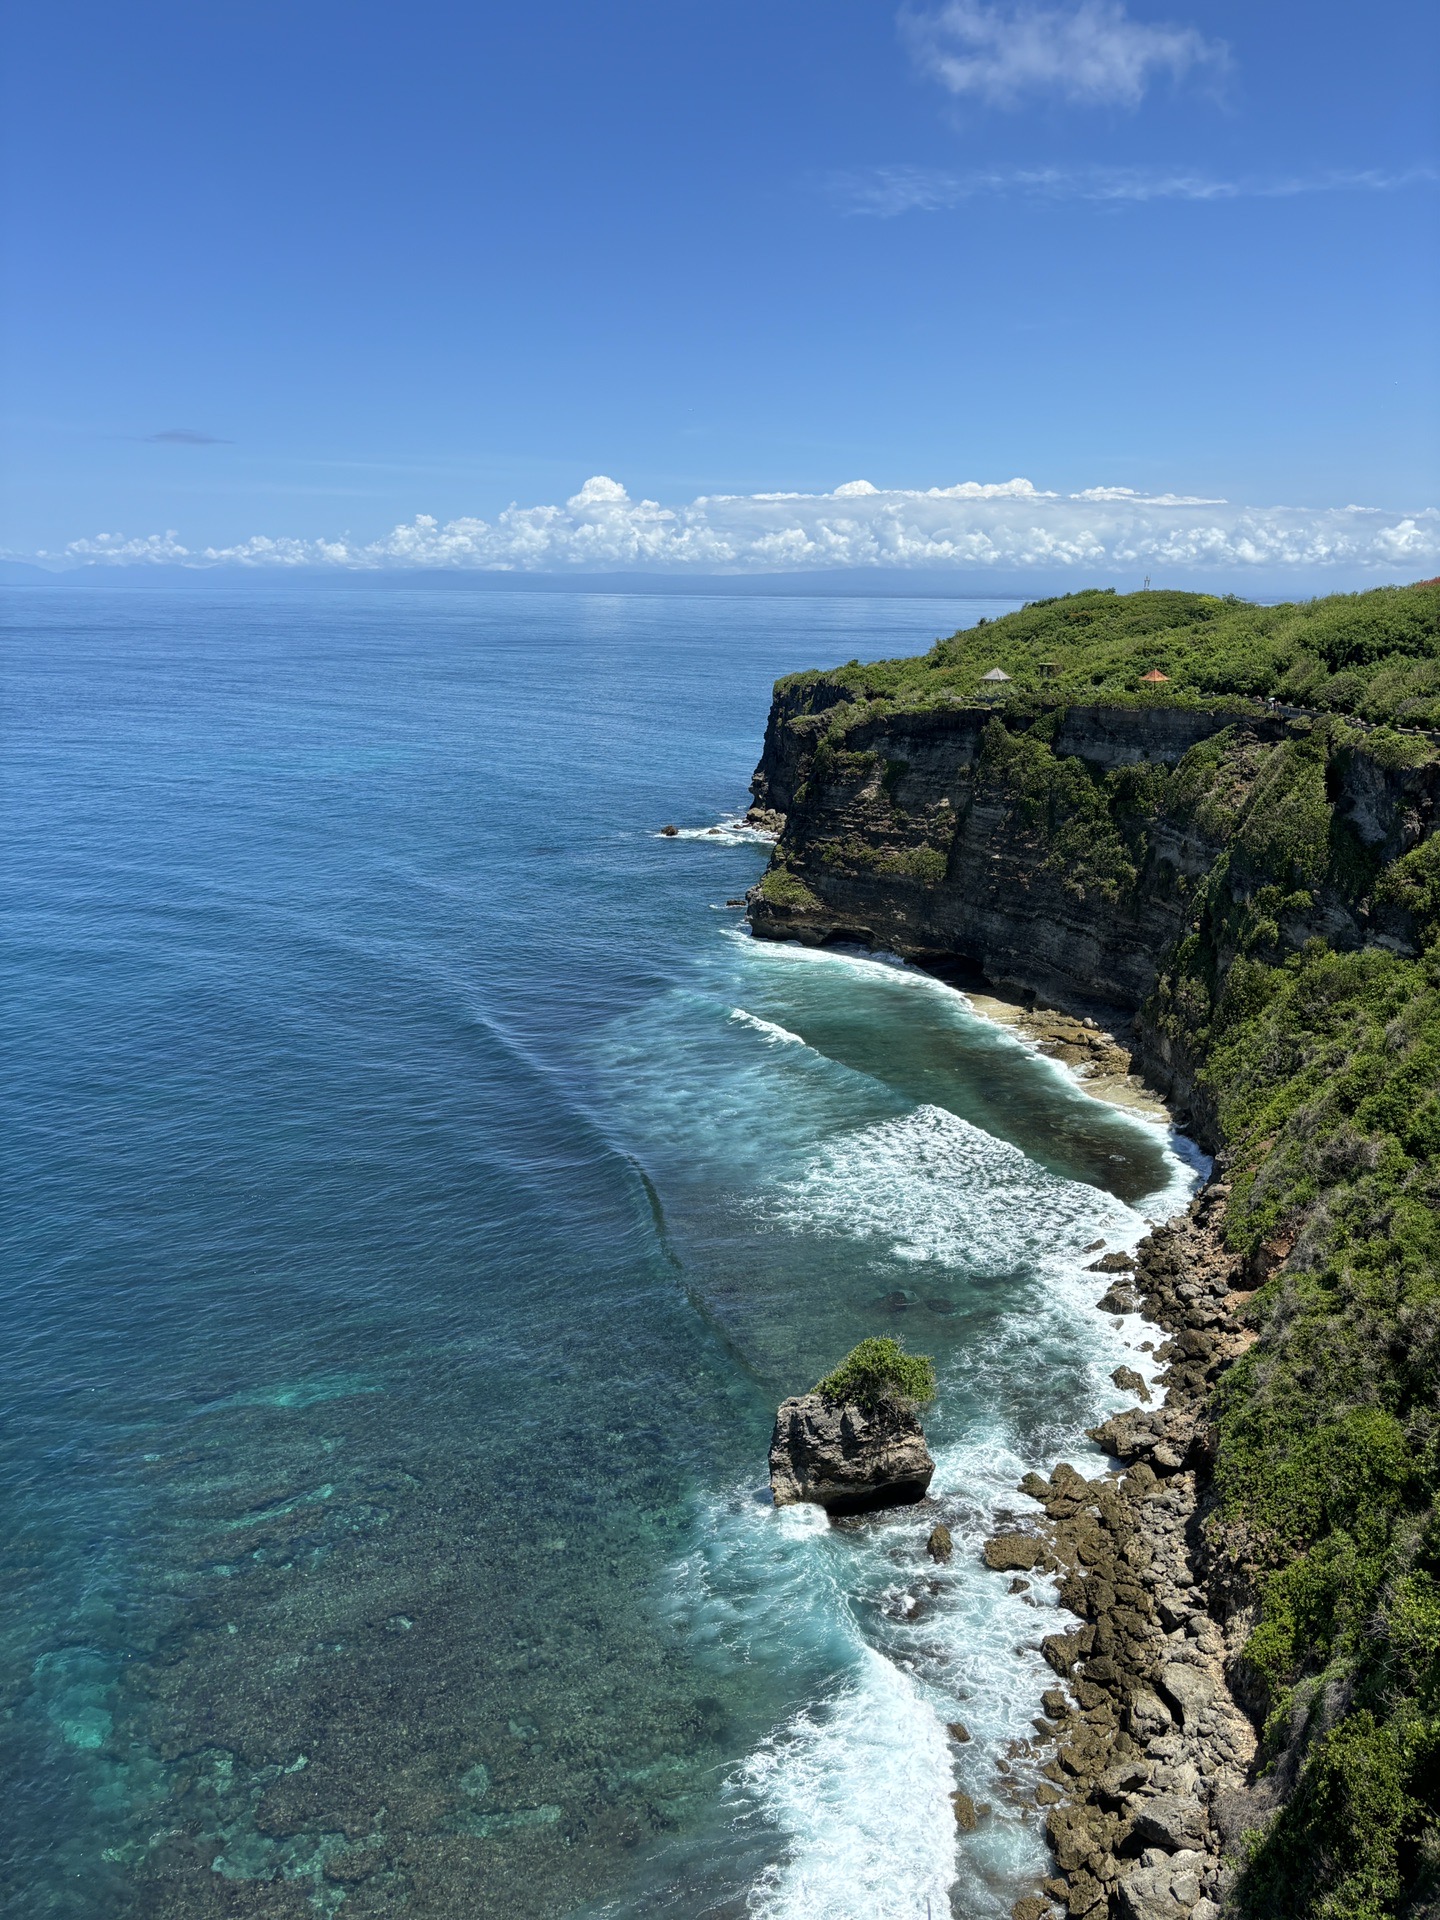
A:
927;1523;954;1562
1127;1793;1208;1852
1159;1663;1214;1728
1111;1365;1152;1402
1116;1850;1206;1920
768;1393;934;1515
1127;1684;1174;1739
984;1533;1043;1572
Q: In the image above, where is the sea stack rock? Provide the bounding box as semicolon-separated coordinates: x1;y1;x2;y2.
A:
768;1393;935;1515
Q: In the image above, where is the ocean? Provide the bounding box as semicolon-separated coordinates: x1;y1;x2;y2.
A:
1;586;1201;1919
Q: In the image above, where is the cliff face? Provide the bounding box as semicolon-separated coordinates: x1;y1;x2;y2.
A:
748;692;1440;1136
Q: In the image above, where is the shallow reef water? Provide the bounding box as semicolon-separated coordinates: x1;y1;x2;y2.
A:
2;586;1199;1918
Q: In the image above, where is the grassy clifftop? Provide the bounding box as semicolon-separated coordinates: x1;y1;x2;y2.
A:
778;581;1440;729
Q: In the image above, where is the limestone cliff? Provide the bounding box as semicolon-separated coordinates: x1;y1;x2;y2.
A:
748;685;1440;1138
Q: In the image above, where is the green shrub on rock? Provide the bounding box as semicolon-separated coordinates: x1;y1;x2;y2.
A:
813;1336;936;1411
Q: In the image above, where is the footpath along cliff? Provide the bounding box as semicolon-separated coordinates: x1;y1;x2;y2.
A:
745;584;1440;1920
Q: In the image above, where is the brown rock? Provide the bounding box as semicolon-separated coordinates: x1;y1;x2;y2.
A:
1013;1900;1053;1920
1045;1803;1118;1875
1097;1284;1139;1314
768;1393;935;1514
947;1720;971;1742
952;1789;977;1831
744;805;786;834
1110;1365;1151;1403
660;824;679;836
984;1533;1042;1572
927;1523;954;1562
1042;1629;1091;1676
1066;1872;1106;1917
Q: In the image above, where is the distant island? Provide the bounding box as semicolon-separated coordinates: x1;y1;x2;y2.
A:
745;580;1440;1920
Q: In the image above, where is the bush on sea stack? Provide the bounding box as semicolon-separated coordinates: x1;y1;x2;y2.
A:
813;1336;936;1413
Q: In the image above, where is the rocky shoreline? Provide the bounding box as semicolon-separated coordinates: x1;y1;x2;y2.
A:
983;1182;1259;1920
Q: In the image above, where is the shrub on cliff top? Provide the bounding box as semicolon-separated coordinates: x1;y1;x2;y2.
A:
814;1337;936;1411
774;580;1440;730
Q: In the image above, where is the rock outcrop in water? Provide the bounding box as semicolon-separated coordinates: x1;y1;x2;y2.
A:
768;1392;935;1515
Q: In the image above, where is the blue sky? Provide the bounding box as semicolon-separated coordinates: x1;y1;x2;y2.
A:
2;0;1437;581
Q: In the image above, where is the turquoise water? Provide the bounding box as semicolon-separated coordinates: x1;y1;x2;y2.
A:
1;588;1200;1919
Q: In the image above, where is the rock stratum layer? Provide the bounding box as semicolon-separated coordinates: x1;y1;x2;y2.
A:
744;585;1440;1920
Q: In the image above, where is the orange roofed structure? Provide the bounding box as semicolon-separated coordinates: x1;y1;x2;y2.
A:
1140;669;1170;683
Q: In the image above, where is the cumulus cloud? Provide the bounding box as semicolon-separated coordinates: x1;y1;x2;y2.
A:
902;0;1227;109
834;162;1440;216
46;477;1440;578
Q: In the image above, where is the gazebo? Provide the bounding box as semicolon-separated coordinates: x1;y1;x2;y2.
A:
980;668;1012;683
1140;669;1170;684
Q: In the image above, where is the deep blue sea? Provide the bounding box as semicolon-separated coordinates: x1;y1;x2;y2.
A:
2;587;1200;1920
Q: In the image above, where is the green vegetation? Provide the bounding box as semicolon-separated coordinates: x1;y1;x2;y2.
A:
813;1336;936;1411
978;716;1140;902
776;581;1440;729
757;864;823;911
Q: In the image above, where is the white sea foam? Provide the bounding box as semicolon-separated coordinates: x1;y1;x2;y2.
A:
730;1008;809;1048
742;1650;958;1920
761;1102;1138;1268
663;813;777;846
726;929;1213;1202
669;1489;970;1917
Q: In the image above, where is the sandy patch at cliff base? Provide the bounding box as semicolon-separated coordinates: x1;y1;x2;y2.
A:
963;991;1170;1121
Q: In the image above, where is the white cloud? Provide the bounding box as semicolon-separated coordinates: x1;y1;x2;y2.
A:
44;478;1440;578
901;0;1227;109
832;162;1440;216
